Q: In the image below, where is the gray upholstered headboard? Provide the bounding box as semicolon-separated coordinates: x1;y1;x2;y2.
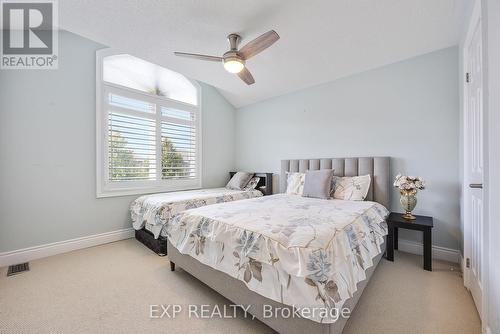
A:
280;157;391;208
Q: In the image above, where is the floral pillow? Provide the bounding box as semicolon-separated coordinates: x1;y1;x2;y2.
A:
243;176;260;191
331;174;371;201
285;172;306;195
226;172;253;190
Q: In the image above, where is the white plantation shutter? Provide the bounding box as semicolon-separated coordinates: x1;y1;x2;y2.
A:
108;112;157;181
97;52;201;197
160;107;197;180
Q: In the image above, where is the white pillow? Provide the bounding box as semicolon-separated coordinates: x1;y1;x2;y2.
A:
285;172;306;195
331;174;371;201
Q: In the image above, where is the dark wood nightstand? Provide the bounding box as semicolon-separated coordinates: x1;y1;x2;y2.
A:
385;212;434;271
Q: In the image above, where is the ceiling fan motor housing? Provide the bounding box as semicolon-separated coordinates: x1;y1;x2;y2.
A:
223;50;244;62
223;35;245;73
227;33;241;50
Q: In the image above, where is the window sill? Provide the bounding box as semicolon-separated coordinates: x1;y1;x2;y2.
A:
96;182;202;198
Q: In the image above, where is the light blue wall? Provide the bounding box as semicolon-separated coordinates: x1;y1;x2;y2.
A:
0;31;461;254
0;31;236;252
235;47;460;250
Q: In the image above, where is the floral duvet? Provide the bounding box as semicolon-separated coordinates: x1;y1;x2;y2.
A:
166;194;389;323
131;188;262;238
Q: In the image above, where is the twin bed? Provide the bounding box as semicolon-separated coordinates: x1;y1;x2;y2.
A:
131;173;273;255
132;157;390;334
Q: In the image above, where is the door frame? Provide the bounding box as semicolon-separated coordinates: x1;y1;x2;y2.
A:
462;0;489;330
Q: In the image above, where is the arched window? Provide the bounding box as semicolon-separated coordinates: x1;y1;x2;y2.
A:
96;51;201;197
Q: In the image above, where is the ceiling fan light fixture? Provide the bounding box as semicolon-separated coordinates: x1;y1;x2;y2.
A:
174;29;279;85
223;57;245;73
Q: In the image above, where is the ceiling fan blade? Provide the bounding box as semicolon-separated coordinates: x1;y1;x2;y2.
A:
239;30;280;60
237;67;255;85
174;52;222;62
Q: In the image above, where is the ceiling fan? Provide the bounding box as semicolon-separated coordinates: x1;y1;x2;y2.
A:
174;30;280;85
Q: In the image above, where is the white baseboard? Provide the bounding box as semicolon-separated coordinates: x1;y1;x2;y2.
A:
397;238;460;264
0;228;134;268
485;326;492;334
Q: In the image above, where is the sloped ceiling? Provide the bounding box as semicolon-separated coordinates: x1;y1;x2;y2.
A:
59;0;466;108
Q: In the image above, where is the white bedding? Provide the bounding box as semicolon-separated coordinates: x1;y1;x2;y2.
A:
131;187;262;238
166;194;389;323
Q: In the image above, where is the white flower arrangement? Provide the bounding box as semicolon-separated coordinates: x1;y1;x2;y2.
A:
394;174;426;191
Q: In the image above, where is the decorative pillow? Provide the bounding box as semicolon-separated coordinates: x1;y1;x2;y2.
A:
331;174;371;201
285;172;306;195
302;169;334;199
243;176;260;190
226;172;254;190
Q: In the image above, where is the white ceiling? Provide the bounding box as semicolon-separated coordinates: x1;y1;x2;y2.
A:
59;0;466;108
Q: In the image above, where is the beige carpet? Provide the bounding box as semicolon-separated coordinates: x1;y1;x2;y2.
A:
0;239;480;334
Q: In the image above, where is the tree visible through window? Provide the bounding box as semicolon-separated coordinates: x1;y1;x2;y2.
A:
109;131;151;180
161;138;189;178
109;133;188;180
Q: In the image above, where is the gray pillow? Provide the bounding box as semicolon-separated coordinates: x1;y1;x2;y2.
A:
302;169;334;199
226;172;254;190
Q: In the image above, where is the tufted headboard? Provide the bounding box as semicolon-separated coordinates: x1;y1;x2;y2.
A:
280;157;391;208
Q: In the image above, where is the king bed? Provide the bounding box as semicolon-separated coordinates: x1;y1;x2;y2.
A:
167;157;390;334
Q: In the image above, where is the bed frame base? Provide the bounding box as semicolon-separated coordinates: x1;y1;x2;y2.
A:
135;228;167;256
167;240;385;334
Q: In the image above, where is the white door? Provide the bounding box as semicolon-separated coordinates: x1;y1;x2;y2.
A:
463;3;484;319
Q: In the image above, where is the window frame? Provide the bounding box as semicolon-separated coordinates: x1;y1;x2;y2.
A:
96;49;202;198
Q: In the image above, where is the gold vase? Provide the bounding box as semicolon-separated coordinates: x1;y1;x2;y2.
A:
400;189;417;220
